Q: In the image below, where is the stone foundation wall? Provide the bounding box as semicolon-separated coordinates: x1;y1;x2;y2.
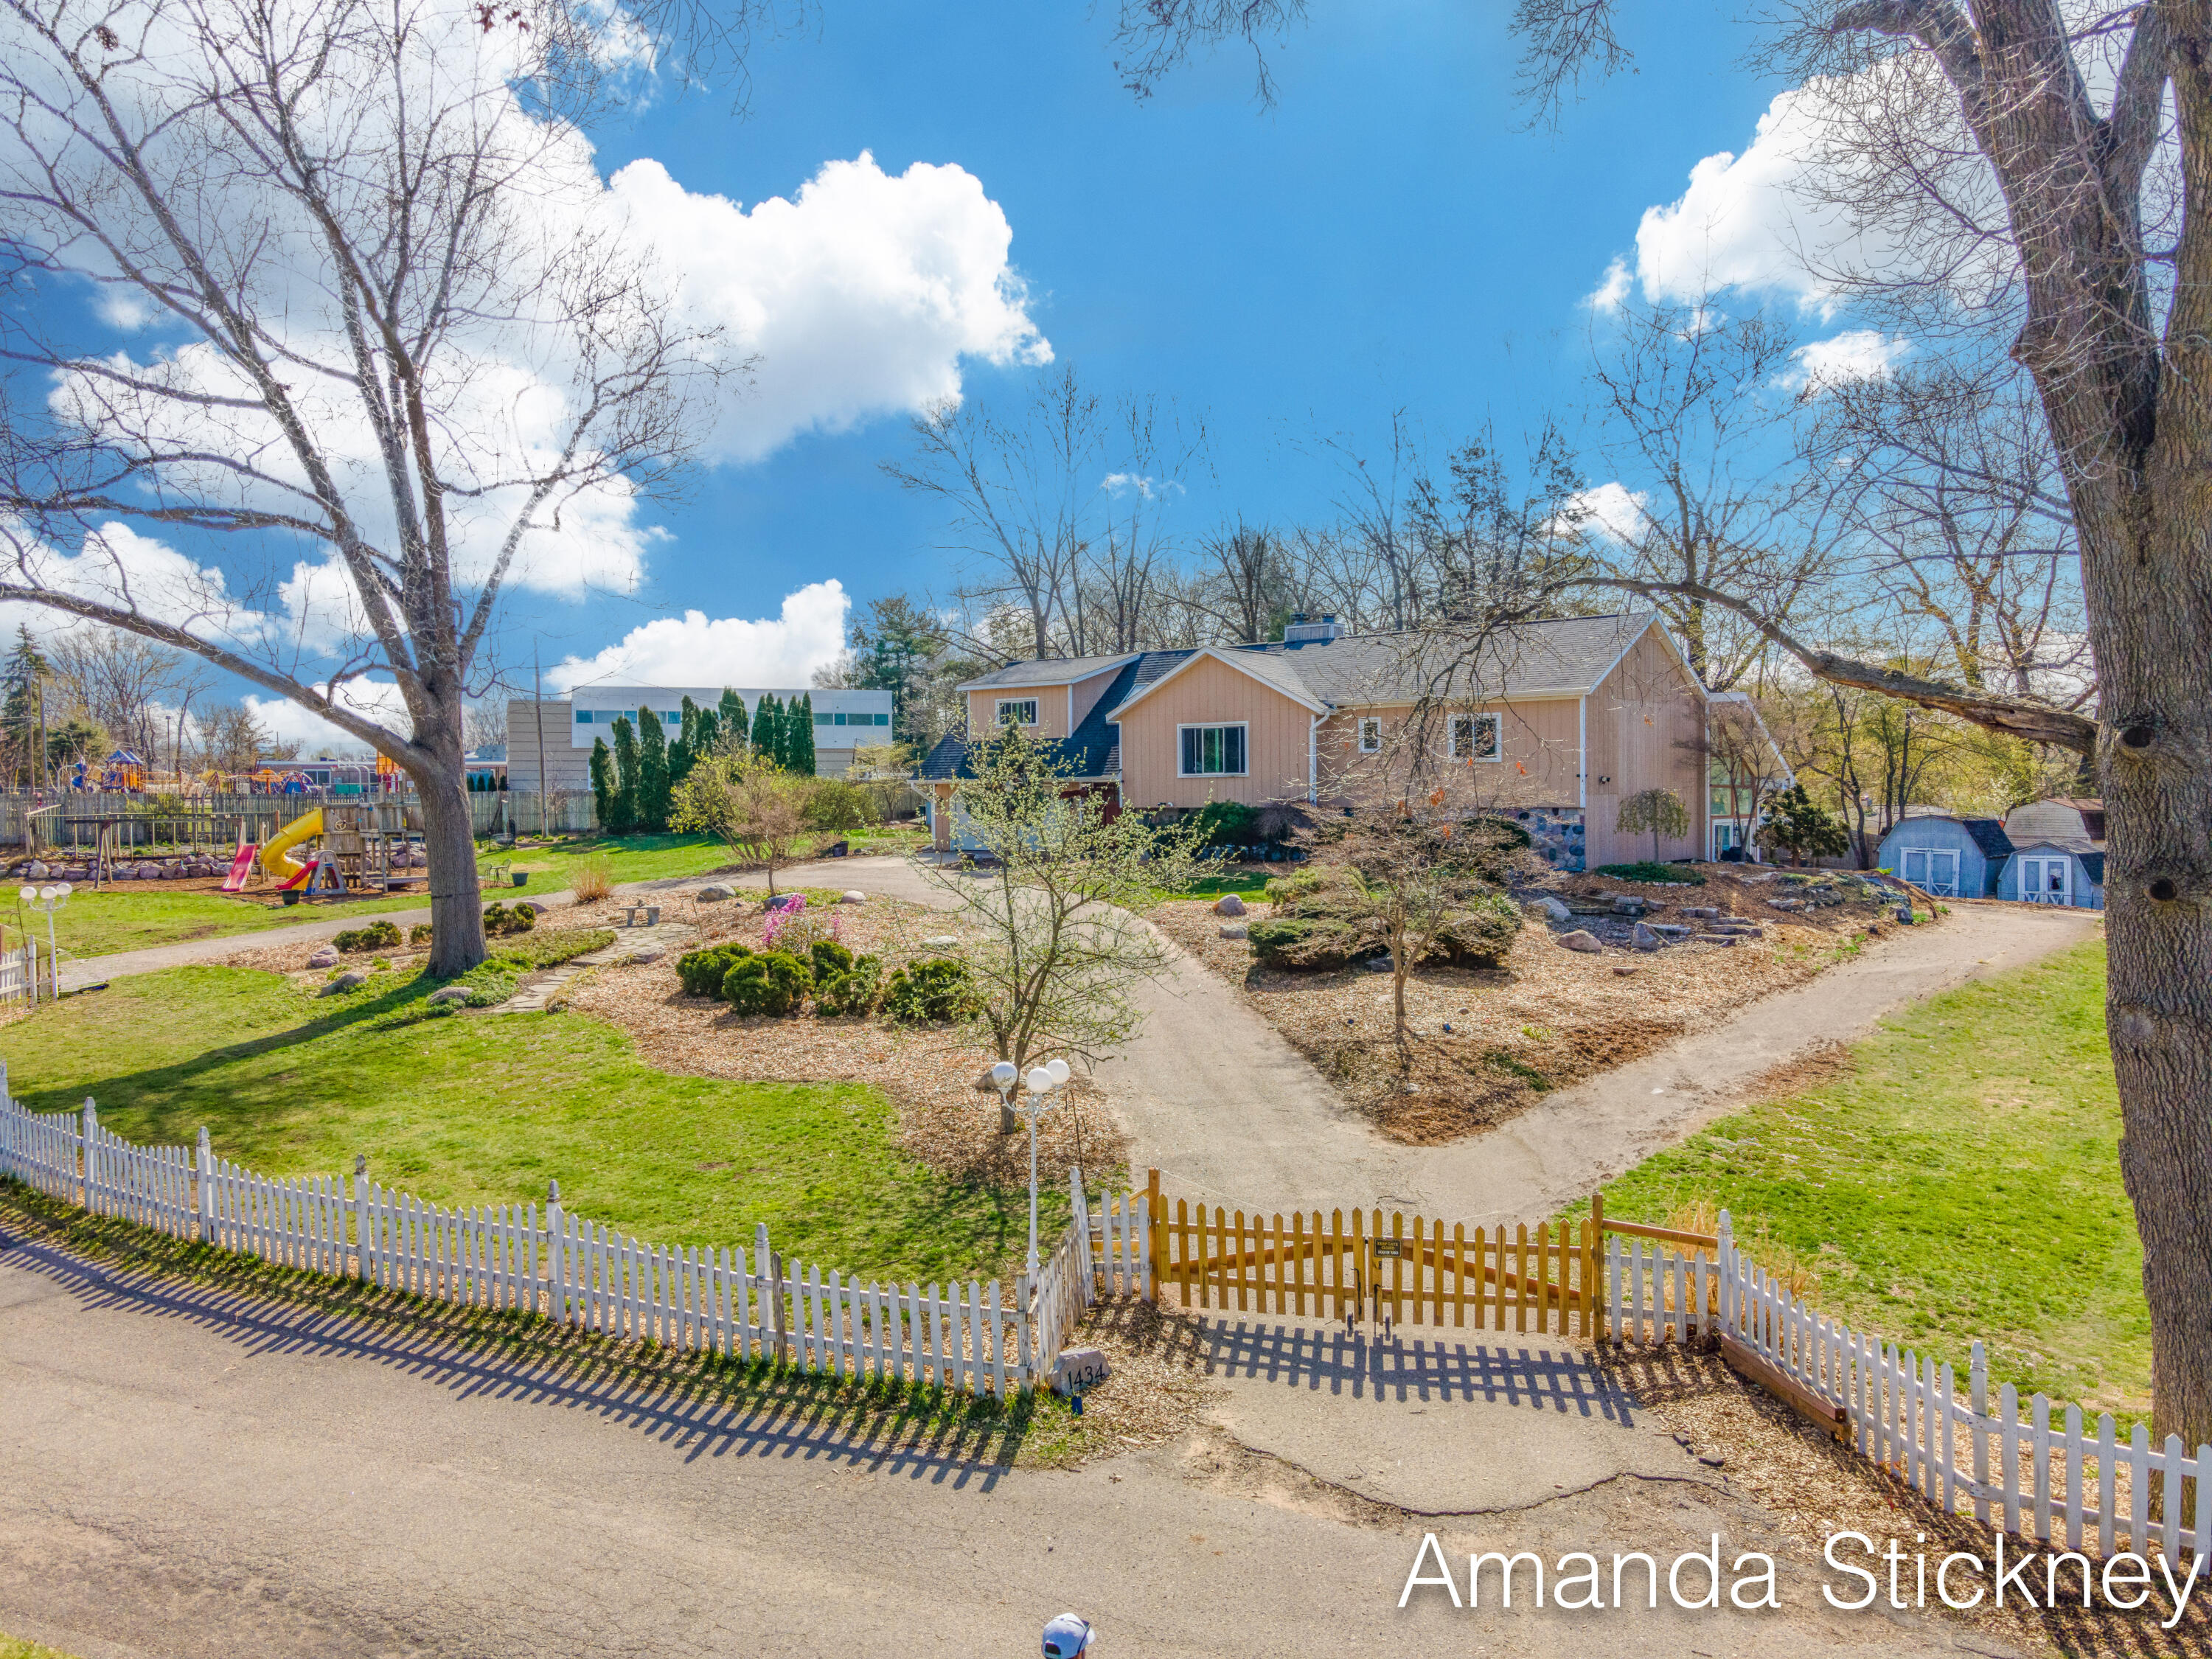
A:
1511;807;1585;872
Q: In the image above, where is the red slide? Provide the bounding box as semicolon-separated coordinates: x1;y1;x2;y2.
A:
222;844;258;893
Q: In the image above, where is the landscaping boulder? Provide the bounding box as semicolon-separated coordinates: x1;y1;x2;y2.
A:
322;970;369;994
24;860;46;880
307;945;339;969
840;890;866;905
1555;929;1603;953
517;900;550;915
1530;894;1573;925
1363;953;1394;972
1218;922;1248;939
1611;895;1650;916
695;884;735;902
1632;922;1663;952
1680;905;1719;920
923;935;959;947
1213;892;1247;917
426;986;471;1005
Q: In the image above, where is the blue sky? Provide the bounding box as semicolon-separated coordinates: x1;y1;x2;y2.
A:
503;0;1785;685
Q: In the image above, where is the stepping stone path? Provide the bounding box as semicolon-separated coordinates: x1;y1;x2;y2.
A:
488;921;698;1015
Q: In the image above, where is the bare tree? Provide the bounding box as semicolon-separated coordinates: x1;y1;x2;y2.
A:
0;0;726;972
1587;299;1840;690
45;628;209;771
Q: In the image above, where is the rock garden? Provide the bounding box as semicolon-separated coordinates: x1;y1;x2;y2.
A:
1153;860;1917;1142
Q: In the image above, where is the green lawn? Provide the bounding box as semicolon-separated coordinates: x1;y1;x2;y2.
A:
1573;939;2143;1417
27;888;428;959
490;831;738;891
2;965;1053;1283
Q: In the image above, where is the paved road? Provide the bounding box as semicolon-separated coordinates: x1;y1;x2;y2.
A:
0;1228;2000;1658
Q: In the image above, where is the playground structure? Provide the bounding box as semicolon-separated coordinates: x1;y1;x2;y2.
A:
250;802;428;897
16;800;428;897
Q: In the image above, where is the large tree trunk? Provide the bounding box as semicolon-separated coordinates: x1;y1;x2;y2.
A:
407;706;488;978
2096;430;2212;1453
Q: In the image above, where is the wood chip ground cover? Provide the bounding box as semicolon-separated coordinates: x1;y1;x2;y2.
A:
1155;863;1905;1143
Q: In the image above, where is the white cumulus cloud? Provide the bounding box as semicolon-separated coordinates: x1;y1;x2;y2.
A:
548;580;852;692
616;153;1051;465
1565;481;1652;544
1614;84;1891;316
245;681;408;757
1780;329;1912;393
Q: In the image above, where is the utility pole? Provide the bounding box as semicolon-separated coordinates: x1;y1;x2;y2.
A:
533;644;549;839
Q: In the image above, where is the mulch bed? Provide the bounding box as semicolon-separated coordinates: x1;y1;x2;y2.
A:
1155;863;1906;1145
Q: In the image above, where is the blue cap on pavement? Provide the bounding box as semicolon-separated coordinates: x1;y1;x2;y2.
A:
1042;1613;1093;1657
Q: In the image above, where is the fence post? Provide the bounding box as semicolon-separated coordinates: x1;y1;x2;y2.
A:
543;1178;563;1325
769;1249;788;1365
1714;1208;1734;1338
352;1155;370;1284
195;1127;214;1244
1146;1168;1164;1306
78;1097;94;1211
1970;1340;1990;1526
1016;1268;1034;1388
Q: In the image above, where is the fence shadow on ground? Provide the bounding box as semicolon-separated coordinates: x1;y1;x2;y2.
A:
1190;1310;1640;1425
0;1220;1026;1492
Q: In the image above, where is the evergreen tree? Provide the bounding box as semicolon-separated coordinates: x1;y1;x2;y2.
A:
637;703;671;830
751;692;780;762
788;692;818;776
1;627;49;789
718;687;746;748
588;736;615;827
669;695;699;787
608;715;640;833
847;594;949;746
1759;782;1851;867
693;706;720;759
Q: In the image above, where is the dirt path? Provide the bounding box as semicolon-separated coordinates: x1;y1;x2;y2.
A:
0;1225;1995;1658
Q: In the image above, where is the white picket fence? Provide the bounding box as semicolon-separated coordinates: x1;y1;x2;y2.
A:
1608;1215;2212;1566
0;1089;1099;1400
1032;1168;1150;1378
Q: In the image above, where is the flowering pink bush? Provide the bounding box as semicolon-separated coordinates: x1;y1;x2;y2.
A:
762;894;839;954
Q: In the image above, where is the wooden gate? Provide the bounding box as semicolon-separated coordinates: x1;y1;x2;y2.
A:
1154;1183;1604;1339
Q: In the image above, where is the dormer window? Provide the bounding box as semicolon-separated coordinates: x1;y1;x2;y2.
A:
996;698;1039;726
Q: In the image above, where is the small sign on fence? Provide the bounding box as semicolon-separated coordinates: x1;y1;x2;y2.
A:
1372;1238;1402;1259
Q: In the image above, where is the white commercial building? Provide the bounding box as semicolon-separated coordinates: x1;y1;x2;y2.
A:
506;685;894;793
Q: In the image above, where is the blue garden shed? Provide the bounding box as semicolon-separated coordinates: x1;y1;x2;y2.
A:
1996;839;2107;909
1875;815;2014;899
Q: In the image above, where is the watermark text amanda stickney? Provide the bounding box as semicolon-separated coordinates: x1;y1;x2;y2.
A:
1398;1531;2205;1627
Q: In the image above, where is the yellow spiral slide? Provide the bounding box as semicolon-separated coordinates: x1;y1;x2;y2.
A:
258;808;323;883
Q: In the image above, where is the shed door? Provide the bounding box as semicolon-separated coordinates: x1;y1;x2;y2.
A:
1926;849;1958;897
1902;848;1927;886
2023;857;2068;904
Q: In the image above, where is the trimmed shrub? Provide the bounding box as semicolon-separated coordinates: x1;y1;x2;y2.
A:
1433;892;1523;967
408;923;434;947
807;939;855;981
334;919;403;953
1248;914;1382;969
722;950;812;1016
481;901;537;937
882;957;976;1023
1593;861;1706;886
815;953;884;1018
677;943;753;999
1188;800;1261;849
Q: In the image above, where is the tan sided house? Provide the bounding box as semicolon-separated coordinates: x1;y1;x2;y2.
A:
917;611;1711;871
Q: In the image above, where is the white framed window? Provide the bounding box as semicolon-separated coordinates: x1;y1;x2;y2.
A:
1450;712;1500;762
1178;723;1248;776
995;698;1039;726
1357;717;1382;754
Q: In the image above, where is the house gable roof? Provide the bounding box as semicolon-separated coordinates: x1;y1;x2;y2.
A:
956;655;1138;693
1881;815;2016;860
1104;645;1327;719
